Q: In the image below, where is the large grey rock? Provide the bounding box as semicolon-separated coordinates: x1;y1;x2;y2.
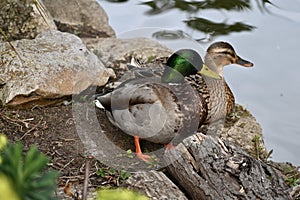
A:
0;0;56;41
221;105;265;153
0;30;115;107
84;37;172;68
41;0;115;38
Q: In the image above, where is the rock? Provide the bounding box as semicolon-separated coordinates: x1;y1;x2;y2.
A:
41;0;115;38
0;0;56;41
221;105;266;154
83;37;172;68
83;37;172;91
0;30;115;107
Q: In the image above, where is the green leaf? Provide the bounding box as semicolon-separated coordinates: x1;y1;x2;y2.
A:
120;170;131;180
108;168;117;175
126;149;133;158
96;168;107;178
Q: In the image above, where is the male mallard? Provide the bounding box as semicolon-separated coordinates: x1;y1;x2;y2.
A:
97;49;221;162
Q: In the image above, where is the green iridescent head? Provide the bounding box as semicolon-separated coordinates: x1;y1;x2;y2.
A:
162;49;221;83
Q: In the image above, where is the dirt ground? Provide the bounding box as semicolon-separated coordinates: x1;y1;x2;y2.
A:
0;94;163;199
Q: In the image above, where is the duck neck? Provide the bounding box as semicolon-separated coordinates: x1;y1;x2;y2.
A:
161;67;185;83
204;54;224;78
203;54;229;123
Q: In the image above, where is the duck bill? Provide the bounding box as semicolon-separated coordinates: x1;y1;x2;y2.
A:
197;64;222;80
236;56;254;67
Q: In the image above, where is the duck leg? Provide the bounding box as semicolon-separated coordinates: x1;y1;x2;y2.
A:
134;136;151;162
164;143;175;151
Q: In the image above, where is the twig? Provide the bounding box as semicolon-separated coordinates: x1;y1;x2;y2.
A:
82;156;93;200
63;158;75;169
0;27;24;65
58;175;84;180
58;137;76;142
18;119;42;140
2;115;26;128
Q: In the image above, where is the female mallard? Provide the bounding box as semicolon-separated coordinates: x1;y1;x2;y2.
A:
97;49;221;162
186;42;253;131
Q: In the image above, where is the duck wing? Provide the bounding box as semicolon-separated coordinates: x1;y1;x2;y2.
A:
98;77;184;144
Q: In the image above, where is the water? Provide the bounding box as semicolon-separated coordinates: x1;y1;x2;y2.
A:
99;0;300;166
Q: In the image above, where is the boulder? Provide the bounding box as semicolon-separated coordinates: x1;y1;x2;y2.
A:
221;105;265;154
0;30;115;107
0;0;56;41
41;0;115;38
83;37;173;91
83;37;172;69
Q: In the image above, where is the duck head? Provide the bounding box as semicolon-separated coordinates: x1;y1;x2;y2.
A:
162;49;221;83
205;42;253;77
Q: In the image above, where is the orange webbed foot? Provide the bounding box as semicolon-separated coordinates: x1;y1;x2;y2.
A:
136;152;152;163
134;136;152;163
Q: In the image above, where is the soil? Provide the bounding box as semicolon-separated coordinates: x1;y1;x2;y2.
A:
0;94;162;199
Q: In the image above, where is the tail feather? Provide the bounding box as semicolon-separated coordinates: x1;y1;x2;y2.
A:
95;93;112;111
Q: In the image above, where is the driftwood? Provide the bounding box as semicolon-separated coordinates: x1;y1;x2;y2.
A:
126;133;292;200
126;171;188;200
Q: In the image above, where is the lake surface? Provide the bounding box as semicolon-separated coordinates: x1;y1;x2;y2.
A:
99;0;300;166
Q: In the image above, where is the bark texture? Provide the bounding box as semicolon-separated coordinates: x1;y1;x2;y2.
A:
126;133;292;200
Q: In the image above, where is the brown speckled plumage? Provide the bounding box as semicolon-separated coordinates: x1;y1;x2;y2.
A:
199;41;253;125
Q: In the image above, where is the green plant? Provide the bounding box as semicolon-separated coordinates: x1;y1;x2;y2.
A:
0;134;19;200
97;188;148;200
0;138;58;200
0;173;20;200
120;170;131;181
126;149;134;158
96;168;106;178
225;105;252;127
96;167;131;182
251;135;272;162
116;149;135;159
0;134;7;152
283;165;300;187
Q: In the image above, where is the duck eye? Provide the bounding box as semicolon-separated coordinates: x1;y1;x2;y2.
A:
221;51;236;58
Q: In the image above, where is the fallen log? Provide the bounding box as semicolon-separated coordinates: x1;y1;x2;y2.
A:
126;133;292;199
126;170;188;200
164;133;291;199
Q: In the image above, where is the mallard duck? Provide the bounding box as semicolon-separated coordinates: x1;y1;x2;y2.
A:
120;41;253;129
185;42;253;130
97;49;221;162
